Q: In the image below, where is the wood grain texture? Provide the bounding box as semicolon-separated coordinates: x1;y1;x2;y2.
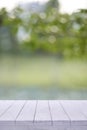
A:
49;100;70;126
16;100;37;125
60;100;87;125
34;100;51;125
0;100;26;125
0;100;87;130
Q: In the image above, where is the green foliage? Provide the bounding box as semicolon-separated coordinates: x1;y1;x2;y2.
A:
0;7;23;35
46;0;59;11
0;1;87;59
23;6;87;58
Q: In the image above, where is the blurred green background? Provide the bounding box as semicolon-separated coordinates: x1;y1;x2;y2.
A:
0;0;87;99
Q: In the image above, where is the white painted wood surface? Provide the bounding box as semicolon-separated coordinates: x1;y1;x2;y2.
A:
0;100;87;130
34;100;51;126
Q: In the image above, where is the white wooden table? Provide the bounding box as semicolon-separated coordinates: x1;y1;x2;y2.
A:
0;100;87;130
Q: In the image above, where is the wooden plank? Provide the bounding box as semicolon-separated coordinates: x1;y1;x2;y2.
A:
0;100;87;130
67;126;87;130
0;125;15;130
49;100;70;126
80;101;87;118
0;100;14;117
15;125;67;130
0;100;26;125
60;100;87;125
1;125;87;130
16;100;37;125
34;100;51;125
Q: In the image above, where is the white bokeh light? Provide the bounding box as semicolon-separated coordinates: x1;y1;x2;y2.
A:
0;0;48;10
0;0;86;13
59;0;86;13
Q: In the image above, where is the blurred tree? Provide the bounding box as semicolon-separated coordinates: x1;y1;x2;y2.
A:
23;6;87;58
46;0;59;10
0;7;22;54
0;2;86;59
20;5;62;54
70;9;87;57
